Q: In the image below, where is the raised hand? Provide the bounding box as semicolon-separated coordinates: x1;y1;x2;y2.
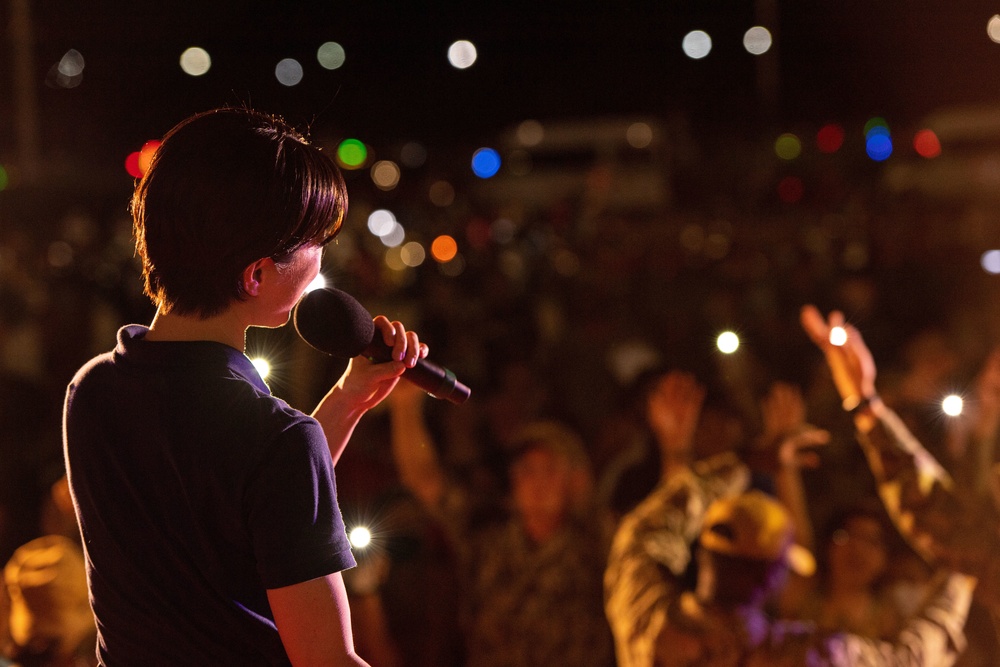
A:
646;371;706;463
760;382;807;447
800;305;877;409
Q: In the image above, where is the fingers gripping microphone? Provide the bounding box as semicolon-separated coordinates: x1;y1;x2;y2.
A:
293;287;471;405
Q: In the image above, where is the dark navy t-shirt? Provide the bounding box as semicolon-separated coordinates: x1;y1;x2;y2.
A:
63;325;356;666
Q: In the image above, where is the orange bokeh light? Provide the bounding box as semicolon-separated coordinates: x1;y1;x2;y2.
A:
913;129;941;159
431;235;458;263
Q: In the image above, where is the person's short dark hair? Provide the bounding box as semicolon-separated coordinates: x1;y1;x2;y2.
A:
132;107;347;317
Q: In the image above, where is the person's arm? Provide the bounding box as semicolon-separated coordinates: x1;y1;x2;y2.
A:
311;317;428;466
645;371;705;482
267;572;371;667
387;380;448;510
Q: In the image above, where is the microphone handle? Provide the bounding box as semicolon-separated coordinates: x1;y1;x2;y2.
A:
363;339;471;405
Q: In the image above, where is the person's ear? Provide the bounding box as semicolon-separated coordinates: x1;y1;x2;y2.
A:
241;258;273;297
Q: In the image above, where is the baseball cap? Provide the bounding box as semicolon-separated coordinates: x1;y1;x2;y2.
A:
700;490;816;577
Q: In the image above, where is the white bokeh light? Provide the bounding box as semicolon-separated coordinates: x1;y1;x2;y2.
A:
250;358;271;379
942;394;964;417
829;326;848;346
989;15;1000;43
716;331;740;354
348;526;372;549
275;58;304;86
380;222;405;248
981;250;1000;274
743;26;773;55
317;42;346;69
682;30;713;59
367;209;396;237
179;47;211;76
448;40;478;69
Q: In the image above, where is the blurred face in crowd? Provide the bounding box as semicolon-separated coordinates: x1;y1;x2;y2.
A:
510;446;575;529
827;516;887;590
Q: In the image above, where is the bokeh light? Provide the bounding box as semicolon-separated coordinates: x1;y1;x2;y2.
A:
865;133;893;161
125;152;142;179
384;247;406;272
400;142;427;168
816;123;845;153
864;117;890;137
913;129;941;158
179;47;211;76
777;176;804;203
716;331;740;354
626;122;653;149
743;26;772;55
348;526;372;549
774;133;802;160
275;58;304;86
0;165;8;191
367;209;396;237
682;30;712;59
137;140;161;175
431;235;458;263
829;326;847;346
317;42;346;69
429;181;456;207
336;139;367;169
989;15;1000;43
981;250;1000;274
942;394;963;417
448;40;478;69
517;120;544;146
400;242;426;267
491;218;516;244
371;160;401;190
439;254;466;277
250;357;271;379
380;222;405;248
471;148;501;178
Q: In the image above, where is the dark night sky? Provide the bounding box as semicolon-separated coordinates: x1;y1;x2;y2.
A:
5;1;1000;184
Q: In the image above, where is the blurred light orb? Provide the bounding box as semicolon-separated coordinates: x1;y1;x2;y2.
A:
179;47;211;76
777;176;804;203
913;129;941;158
439;254;466;277
774;133;802;160
400;241;426;267
448;40;478;69
250;358;271;379
348;527;372;549
124;152;142;179
48;241;74;268
864;117;890;138
942;394;963;417
384;247;406;271
428;180;456;207
431;235;458;263
816;123;845;153
517;120;545;146
380;222;405;248
0;165;8;191
989;15;1000;43
716;331;740;354
275;58;304;86
981;249;1000;274
137;140;162;176
336;139;367;169
491;217;517;244
58;49;85;77
400;141;428;168
682;30;712;59
865;134;893;161
626;122;653;149
371;160;401;190
317;42;346;69
743;26;773;55
367;209;397;237
829;326;848;346
304;274;327;293
471;148;501;178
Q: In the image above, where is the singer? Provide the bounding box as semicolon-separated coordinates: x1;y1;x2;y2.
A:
62;107;427;666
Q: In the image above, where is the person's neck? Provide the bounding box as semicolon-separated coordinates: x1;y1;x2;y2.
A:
144;307;248;351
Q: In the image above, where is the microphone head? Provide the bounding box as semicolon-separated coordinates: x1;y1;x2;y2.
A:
293;287;375;358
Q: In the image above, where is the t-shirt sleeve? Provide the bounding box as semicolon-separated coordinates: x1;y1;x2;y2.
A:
244;419;356;589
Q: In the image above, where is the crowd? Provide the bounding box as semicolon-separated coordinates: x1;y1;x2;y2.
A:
2;109;1000;665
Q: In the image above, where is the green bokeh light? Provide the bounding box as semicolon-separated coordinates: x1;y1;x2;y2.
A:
774;133;802;160
337;139;367;169
0;165;8;191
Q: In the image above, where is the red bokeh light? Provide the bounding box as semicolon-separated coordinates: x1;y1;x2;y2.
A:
816;123;845;154
777;176;804;203
124;152;142;178
913;129;941;158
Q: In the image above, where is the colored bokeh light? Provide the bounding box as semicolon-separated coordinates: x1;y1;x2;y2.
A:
774;133;801;160
517;120;544;146
816;123;845;153
913;129;941;158
864;117;890;138
429;181;455;207
367;209;396;237
777;176;804;203
626;122;653;149
179;47;211;76
336;139;367;169
866;134;893;161
371;160;401;190
682;30;712;59
317;42;346;69
0;165;8;191
471;148;501;178
125;152;142;178
137;140;161;175
400;242;426;267
448;40;478;69
989;15;1000;43
431;235;458;263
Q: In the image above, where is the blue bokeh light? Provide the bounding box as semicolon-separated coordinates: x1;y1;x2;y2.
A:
865;134;893;161
471;148;501;178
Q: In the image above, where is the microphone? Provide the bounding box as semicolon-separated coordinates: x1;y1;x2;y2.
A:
293;287;471;405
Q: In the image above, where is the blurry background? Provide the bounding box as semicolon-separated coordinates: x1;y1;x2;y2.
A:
5;0;1000;565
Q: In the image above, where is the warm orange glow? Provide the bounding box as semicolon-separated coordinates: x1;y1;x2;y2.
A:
431;235;458;263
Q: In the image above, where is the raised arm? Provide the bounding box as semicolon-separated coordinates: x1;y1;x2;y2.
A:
386;380;449;510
